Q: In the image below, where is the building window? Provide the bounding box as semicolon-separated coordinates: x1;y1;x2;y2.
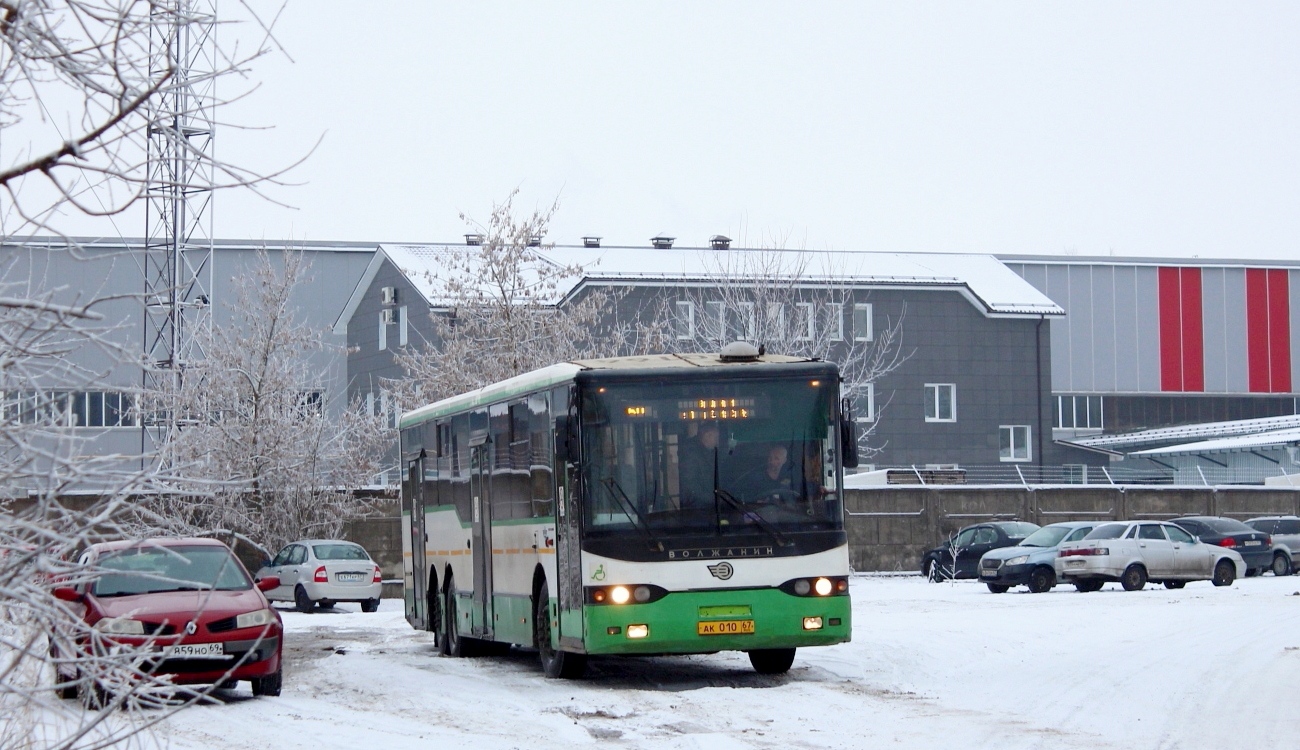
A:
399;305;409;347
378;312;387;350
1000;425;1031;462
1055;395;1104;429
924;383;956;422
794;303;814;341
853;303;873;342
827;303;844;341
705;301;726;342
856;383;875;423
765;302;784;335
675;301;694;340
740;302;756;340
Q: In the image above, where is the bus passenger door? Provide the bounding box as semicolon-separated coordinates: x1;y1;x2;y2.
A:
470;442;494;639
407;457;428;630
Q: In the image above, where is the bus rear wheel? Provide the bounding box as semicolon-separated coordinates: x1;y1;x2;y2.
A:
535;581;585;679
748;648;796;675
443;574;468;657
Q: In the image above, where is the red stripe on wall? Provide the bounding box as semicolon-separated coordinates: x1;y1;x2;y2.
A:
1267;269;1291;392
1179;268;1204;391
1246;268;1272;392
1158;267;1183;391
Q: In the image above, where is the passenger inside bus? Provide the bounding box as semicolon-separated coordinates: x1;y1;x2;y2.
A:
678;422;720;509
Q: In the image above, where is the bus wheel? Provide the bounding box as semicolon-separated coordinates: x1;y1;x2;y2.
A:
748;648;796;675
443;575;466;657
534;582;585;679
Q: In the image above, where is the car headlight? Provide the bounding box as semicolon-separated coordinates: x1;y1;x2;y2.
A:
1006;555;1030;566
94;617;145;635
235;608;276;629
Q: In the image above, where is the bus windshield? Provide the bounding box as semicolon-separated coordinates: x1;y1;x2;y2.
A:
581;376;841;539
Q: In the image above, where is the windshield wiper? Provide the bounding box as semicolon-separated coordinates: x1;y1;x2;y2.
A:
714;488;791;547
601;478;664;552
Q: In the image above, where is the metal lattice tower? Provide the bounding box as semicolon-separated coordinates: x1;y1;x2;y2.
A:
142;1;217;459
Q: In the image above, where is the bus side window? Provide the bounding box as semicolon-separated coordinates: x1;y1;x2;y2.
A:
529;391;553;517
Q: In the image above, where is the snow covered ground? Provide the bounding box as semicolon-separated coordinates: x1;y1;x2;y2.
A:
155;575;1300;750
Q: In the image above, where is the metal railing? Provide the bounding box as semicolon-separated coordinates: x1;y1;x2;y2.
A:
859;464;1300;488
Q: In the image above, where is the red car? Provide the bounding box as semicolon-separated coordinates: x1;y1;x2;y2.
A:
53;537;284;700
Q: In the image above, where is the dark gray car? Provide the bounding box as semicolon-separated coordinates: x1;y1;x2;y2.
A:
978;521;1099;593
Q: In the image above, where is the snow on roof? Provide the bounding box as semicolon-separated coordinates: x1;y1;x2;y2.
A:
357;244;1063;324
1073;413;1300;450
1129;427;1300;458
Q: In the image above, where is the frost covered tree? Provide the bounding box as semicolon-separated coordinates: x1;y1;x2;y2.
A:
392;192;631;407
144;250;389;556
0;3;288;744
660;248;909;459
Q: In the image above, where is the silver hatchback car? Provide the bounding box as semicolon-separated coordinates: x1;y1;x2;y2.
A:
1244;516;1300;576
256;540;383;612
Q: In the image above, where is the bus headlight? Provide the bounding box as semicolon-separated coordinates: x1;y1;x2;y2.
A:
780;577;849;597
802;617;824;630
626;624;649;639
610;586;631;604
585;584;669;605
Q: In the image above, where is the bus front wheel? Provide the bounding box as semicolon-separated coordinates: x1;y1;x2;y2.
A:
534;582;586;679
443;574;467;657
748;648;796;675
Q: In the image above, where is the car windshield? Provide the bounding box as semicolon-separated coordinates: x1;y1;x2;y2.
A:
580;375;841;540
1018;526;1072;547
1084;523;1129;540
312;543;370;561
92;544;251;596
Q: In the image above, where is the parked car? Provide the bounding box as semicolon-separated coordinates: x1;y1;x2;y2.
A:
1171;516;1272;576
1055;520;1246;591
978;521;1100;593
1244;515;1300;576
52;537;283;701
921;521;1040;581
256;540;383;613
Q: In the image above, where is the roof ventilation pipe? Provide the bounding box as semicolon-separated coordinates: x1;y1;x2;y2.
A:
464;233;484;246
710;235;732;250
651;235;675;250
582;236;602;248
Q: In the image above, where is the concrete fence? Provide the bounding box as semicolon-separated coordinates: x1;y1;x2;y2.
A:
843;486;1300;573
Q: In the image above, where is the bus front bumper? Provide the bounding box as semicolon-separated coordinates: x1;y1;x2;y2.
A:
581;588;851;655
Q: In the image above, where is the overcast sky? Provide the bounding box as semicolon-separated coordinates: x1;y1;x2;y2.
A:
76;3;1300;258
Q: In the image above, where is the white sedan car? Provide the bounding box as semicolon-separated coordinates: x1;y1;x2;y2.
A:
1054;520;1246;592
256;540;383;612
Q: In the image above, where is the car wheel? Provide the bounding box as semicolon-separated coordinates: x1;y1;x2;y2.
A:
294;585;315;613
748;648;797;675
1027;566;1056;594
985;583;1010;594
361;598;380;613
535;579;585;678
925;559;945;582
1272;553;1292;577
79;679;109;710
251;669;282;697
1120;564;1147;591
1212;559;1236;587
57;670;79;700
1074;579;1103;592
1245;567;1259;578
1163;580;1186;589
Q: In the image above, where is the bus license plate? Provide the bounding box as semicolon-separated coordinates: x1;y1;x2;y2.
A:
171;643;226;659
698;619;755;636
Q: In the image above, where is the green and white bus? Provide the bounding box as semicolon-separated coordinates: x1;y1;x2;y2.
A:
399;343;858;677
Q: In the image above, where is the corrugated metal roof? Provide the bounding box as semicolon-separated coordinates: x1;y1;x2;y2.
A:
379;244;1064;318
1073;414;1300;450
1129;427;1300;458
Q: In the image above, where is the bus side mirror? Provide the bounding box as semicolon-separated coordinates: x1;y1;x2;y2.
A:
554;415;577;463
840;398;860;469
